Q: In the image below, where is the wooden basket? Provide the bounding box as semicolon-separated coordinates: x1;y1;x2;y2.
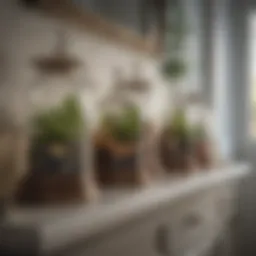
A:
160;130;197;174
16;141;98;205
94;132;150;187
17;172;98;205
194;140;213;169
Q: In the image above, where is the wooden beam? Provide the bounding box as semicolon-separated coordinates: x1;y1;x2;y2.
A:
39;0;163;57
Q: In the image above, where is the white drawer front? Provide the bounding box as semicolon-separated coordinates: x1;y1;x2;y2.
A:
169;183;238;256
68;206;175;256
66;184;238;256
169;193;218;256
213;182;238;222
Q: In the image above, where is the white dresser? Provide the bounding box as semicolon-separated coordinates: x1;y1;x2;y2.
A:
0;163;250;256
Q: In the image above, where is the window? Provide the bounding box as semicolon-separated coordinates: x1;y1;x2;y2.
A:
249;14;256;137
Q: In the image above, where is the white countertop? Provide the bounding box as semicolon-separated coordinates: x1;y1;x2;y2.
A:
0;162;251;255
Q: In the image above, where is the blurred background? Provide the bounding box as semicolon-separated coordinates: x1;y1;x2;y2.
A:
0;0;254;255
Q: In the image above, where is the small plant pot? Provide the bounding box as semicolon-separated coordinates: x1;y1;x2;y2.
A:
95;134;149;187
195;141;212;169
30;142;81;174
17;140;99;204
17;172;98;205
160;130;196;174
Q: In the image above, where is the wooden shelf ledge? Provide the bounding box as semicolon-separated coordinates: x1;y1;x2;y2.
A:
39;0;162;57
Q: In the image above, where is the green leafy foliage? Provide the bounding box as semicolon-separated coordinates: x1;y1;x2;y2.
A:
163;0;187;81
102;106;141;143
170;109;190;140
169;110;208;146
32;95;85;144
190;123;207;143
162;58;187;80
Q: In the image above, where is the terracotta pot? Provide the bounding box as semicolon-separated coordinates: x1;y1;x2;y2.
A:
195;140;212;169
160;130;196;174
16;138;99;204
17;172;98;205
95;133;149;187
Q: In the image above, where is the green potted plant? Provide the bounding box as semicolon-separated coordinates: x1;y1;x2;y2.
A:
31;94;85;174
160;108;196;173
95;105;148;186
18;94;94;204
162;58;187;81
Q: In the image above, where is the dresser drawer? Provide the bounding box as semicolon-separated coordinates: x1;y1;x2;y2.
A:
213;182;238;222
168;183;238;256
168;193;218;256
65;184;239;256
67;205;176;256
